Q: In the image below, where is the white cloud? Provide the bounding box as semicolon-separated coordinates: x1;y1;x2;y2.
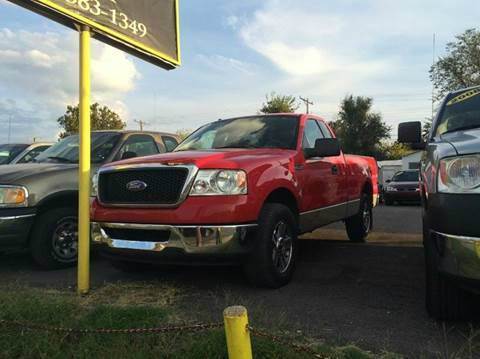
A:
0;28;141;141
234;0;480;130
196;54;255;75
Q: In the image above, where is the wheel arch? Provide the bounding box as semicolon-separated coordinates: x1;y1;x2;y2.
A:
263;187;300;222
36;191;78;214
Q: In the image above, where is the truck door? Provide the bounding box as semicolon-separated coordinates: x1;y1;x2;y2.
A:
298;119;348;232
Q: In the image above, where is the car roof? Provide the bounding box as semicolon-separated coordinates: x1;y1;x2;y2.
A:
71;130;180;139
0;143;30;147
219;113;328;122
449;85;480;96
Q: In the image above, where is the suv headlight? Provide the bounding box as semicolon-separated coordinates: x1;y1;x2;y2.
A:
438;155;480;193
190;170;247;196
91;172;99;197
0;185;29;207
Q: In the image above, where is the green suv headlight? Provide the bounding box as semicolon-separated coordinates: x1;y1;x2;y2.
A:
438;155;480;193
0;185;29;207
190;170;247;196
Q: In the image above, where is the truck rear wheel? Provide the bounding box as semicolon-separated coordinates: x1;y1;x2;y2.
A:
345;193;372;243
243;203;298;288
30;207;78;269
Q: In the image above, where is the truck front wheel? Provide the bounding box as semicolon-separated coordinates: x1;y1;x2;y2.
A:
30;207;78;269
345;193;372;243
243;203;298;288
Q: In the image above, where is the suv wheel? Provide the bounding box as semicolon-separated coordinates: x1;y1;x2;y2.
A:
424;218;467;320
30;207;78;269
243;203;298;288
345;193;372;243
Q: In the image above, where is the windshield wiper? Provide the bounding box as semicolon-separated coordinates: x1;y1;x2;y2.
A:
442;124;480;135
46;156;75;163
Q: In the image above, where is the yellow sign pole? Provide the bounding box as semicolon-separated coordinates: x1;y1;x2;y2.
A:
77;25;91;295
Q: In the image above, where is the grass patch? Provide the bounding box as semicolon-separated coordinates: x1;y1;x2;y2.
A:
0;283;398;358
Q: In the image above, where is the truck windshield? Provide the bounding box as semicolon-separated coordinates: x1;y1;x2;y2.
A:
436;87;480;136
0;144;29;165
175;116;299;151
392;171;419;182
36;133;121;164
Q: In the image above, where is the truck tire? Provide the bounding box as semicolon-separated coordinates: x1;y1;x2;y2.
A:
30;207;78;269
345;193;372;243
243;203;298;288
424;219;467;320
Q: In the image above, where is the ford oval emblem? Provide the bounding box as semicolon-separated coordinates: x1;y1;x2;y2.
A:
126;180;148;192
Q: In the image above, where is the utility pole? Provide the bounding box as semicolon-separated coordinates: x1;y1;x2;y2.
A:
299;97;314;114
134;119;149;131
8;115;12;144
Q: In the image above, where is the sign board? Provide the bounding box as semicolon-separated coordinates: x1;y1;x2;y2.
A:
8;0;181;69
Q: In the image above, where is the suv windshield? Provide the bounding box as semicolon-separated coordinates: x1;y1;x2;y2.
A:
175;116;299;152
436;87;480;136
0;144;28;165
392;171;419;182
36;133;121;164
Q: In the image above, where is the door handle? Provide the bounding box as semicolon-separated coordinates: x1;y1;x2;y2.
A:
331;165;339;175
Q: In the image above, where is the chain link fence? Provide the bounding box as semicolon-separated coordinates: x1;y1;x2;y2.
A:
0;318;326;358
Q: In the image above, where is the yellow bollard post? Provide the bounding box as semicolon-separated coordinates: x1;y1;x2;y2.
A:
224;306;253;359
77;25;91;295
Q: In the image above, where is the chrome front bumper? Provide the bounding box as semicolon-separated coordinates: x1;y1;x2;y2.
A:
91;222;257;256
434;231;480;280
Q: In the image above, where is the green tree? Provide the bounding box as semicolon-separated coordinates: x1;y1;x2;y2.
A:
380;141;414;160
330;95;391;158
423;117;433;140
430;28;480;100
260;92;299;114
57;103;126;139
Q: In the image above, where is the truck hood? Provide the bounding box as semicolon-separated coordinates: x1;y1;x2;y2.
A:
0;163;78;185
105;149;297;171
441;127;480;156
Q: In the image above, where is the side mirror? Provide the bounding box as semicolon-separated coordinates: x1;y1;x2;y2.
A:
398;122;426;149
305;138;341;158
386;179;391;183
121;151;138;160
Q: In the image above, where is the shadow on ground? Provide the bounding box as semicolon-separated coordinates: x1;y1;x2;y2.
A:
0;238;478;357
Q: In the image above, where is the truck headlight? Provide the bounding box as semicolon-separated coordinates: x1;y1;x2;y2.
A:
438;155;480;193
190;170;247;196
0;185;28;207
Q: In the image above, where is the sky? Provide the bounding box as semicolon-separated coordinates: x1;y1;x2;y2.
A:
0;0;479;143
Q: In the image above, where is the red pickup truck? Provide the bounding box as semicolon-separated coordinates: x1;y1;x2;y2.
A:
91;114;378;287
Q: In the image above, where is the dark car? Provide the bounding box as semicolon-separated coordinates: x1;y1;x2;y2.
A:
383;170;420;205
0;131;179;269
399;85;480;320
0;143;52;165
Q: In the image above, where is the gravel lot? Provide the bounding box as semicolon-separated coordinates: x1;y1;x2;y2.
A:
1;204;478;357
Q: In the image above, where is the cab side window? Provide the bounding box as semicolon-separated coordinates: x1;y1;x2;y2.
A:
303;119;325;149
318;121;333;139
163;136;179;152
17;145;51;163
118;135;159;160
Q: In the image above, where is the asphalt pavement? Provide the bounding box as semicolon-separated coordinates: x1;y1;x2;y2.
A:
0;204;478;357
